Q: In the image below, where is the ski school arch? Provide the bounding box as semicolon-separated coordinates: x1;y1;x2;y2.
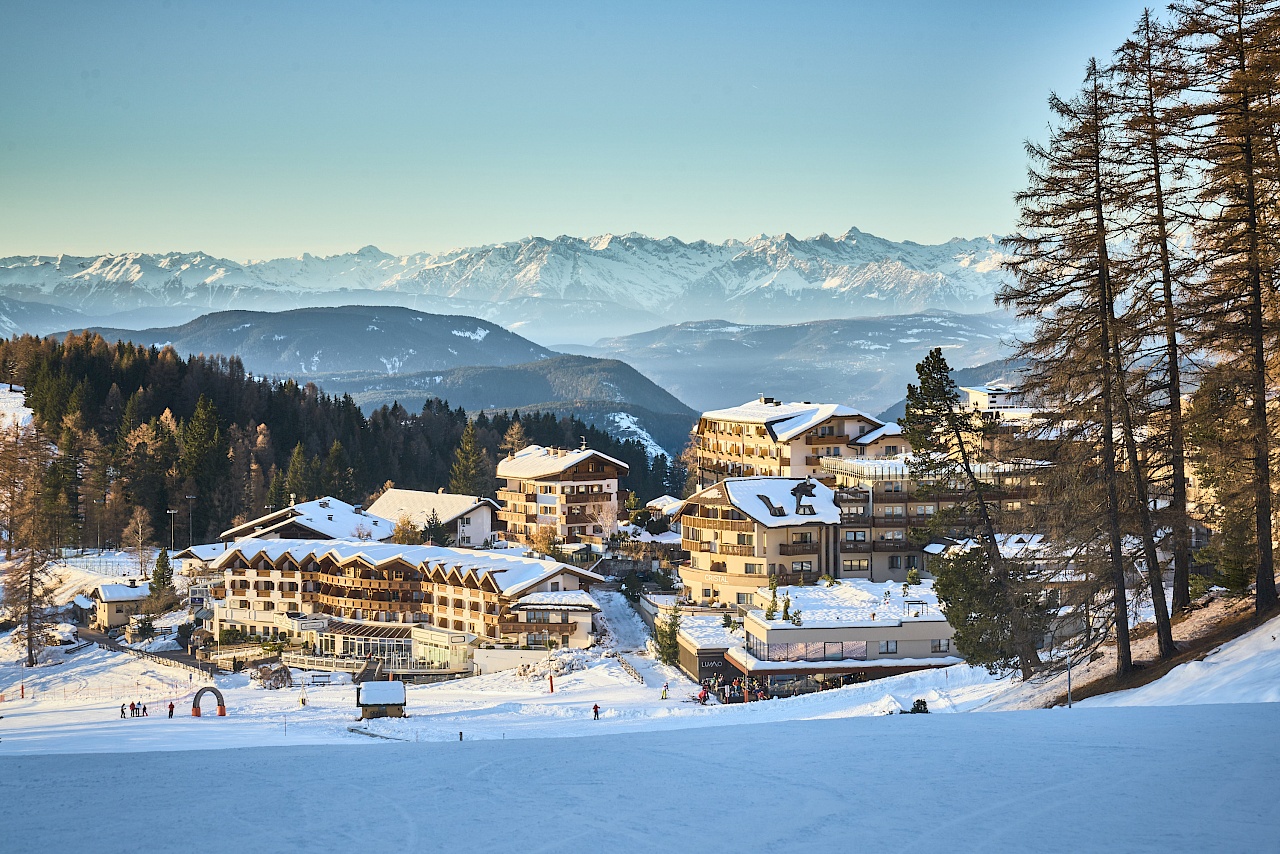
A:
192;686;227;717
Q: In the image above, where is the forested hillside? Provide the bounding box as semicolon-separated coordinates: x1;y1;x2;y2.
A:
0;332;684;549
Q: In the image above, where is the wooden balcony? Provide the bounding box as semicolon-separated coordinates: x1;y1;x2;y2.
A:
778;542;819;556
682;538;706;552
873;517;908;527
805;434;848;445
683;516;753;533
714;543;755;557
565;492;611;505
804;455;822;467
840;513;870;525
255;589;272;597
840;541;873;553
873;540;912;551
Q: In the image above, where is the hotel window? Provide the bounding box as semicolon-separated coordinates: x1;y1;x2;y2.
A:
906;555;918;569
845;530;866;541
792;531;814;544
703;588;713;598
744;563;762;574
879;640;898;654
885;445;900;455
791;561;813;573
459;516;470;526
888;555;902;569
932;639;951;653
737;533;754;546
736;593;754;605
842;558;869;575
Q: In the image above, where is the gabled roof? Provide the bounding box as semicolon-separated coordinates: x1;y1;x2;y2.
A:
496;444;629;479
176;542;228;562
853;422;903;446
94;581;151;602
684;477;840;528
220;497;392;542
211;538;604;597
512;590;600;611
702;399;879;442
366;488;499;527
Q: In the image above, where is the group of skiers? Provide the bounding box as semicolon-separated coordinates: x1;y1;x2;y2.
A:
120;701;176;719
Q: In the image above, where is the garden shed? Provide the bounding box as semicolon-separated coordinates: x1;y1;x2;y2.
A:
356;680;407;719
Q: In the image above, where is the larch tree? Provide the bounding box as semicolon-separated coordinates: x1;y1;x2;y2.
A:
391;514;423;545
1002;61;1144;674
1113;9;1198;611
2;425;60;667
123;506;154;578
1174;0;1280;615
498;419;529;456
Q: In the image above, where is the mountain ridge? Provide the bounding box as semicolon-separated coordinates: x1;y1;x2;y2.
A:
2;227;1012;343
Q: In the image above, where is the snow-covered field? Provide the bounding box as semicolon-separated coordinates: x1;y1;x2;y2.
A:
2;567;1278;851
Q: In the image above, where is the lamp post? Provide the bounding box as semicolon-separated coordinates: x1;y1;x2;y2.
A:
185;495;196;547
93;498;104;552
166;509;177;554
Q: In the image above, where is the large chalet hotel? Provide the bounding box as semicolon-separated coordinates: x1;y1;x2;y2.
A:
693;397;906;488
496;443;628;544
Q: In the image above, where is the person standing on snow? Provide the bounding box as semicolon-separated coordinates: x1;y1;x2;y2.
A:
168;702;174;719
129;702;136;717
120;703;127;719
592;704;600;720
661;682;669;700
142;704;148;717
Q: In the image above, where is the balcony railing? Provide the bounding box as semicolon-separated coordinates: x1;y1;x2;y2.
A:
873;517;908;527
805;434;848;445
839;541;872;553
778;542;819;556
873;540;912;551
499;622;578;635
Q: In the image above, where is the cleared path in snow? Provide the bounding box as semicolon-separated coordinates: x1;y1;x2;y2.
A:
591;589;650;652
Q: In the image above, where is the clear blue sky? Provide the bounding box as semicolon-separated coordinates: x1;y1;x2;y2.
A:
0;0;1156;258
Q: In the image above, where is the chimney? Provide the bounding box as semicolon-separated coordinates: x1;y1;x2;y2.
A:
128;578;137;588
353;505;363;515
438;488;445;494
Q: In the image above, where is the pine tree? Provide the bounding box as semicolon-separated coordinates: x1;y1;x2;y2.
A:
2;430;60;667
422;509;453;546
902;347;1045;678
653;602;682;666
449;422;493;496
151;548;174;592
283;443;314;503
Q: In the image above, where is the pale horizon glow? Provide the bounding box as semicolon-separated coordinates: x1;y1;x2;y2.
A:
0;0;1156;259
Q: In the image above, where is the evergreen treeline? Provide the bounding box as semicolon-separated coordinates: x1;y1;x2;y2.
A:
0;331;682;550
997;0;1280;676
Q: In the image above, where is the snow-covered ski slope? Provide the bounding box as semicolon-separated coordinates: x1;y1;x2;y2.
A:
1;704;1273;853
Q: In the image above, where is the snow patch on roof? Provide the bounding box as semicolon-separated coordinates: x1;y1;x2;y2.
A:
702;399;878;442
366;489;497;527
496;444;629;479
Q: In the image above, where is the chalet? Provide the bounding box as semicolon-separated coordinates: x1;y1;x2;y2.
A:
366;488;500;547
219;497;392;543
496;444;629;544
90;579;151;631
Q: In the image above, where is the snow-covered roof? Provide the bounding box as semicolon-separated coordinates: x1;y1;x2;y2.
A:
177;543;227;562
213;538;603;597
513;590;600;611
618;522;682;545
854;422;903;445
220;497;392;541
358;681;406;705
72;594;95;609
94;581;152;602
366;488;498;527
701;399;878;442
646;494;684;516
678;615;739;649
748;579;946;630
687;477;839;528
496;444;629;479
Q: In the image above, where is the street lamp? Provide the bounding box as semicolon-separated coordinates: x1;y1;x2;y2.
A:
166;509;177;553
185;495;196;547
93;498;104;553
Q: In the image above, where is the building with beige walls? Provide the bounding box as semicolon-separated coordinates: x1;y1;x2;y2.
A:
693;397;906;488
496;444;629;544
207;538;604;650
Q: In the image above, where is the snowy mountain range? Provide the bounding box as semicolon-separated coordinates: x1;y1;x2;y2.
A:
1;228;1011;344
